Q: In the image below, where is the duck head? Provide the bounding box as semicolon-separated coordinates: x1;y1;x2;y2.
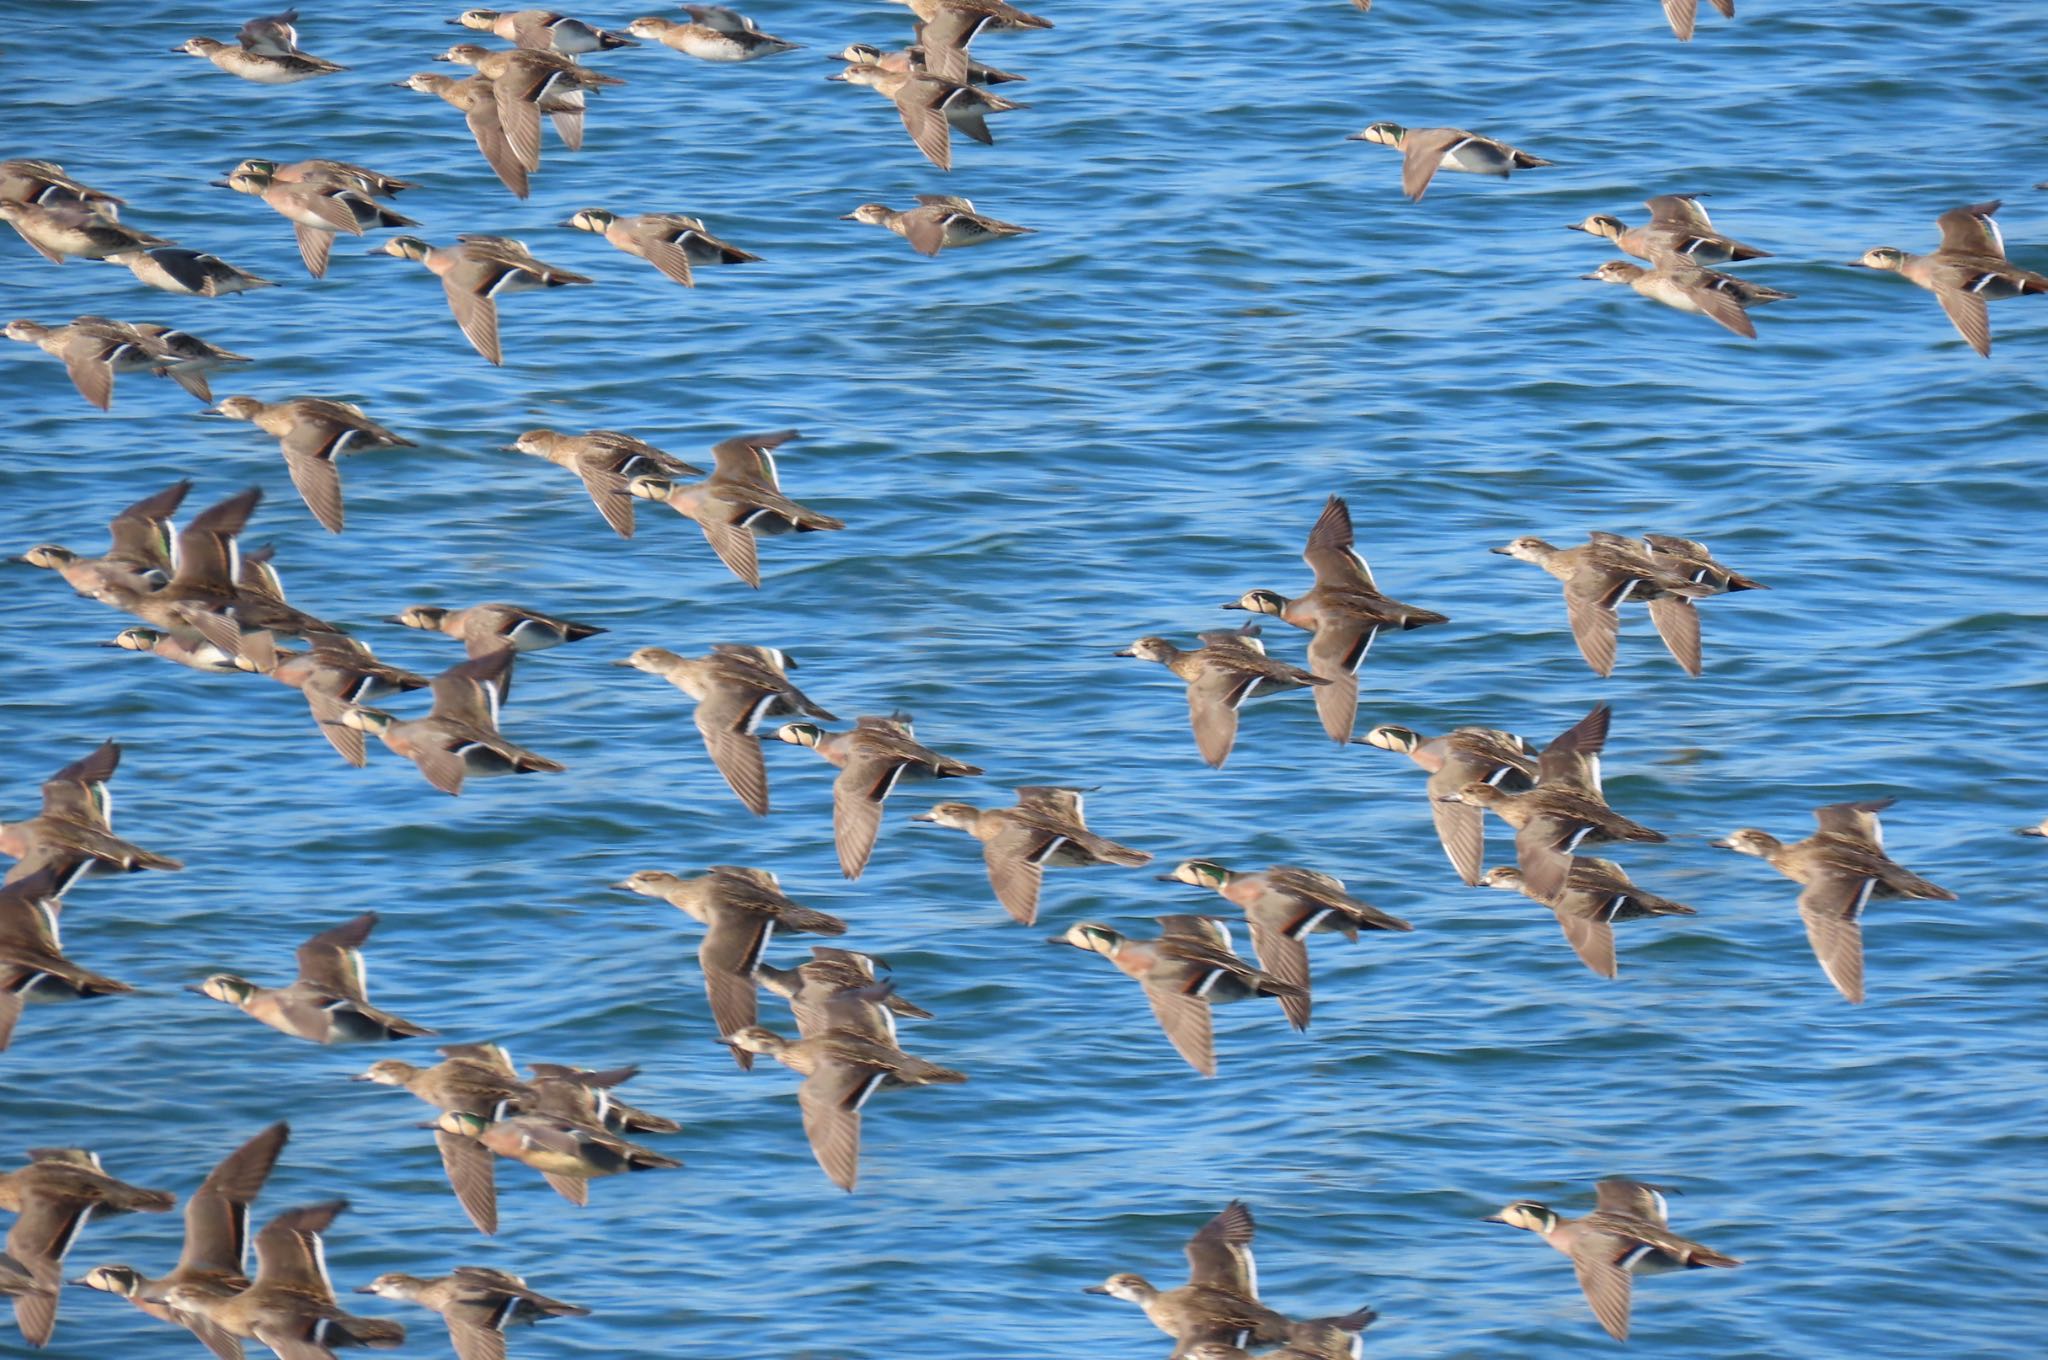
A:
1711;828;1781;857
1050;922;1122;956
1222;588;1288;615
1158;859;1231;890
908;801;979;831
1489;535;1558;563
1358;724;1420;753
1485;1201;1559;1235
775;721;826;748
1849;247;1907;272
1348;121;1405;146
1567;214;1627;240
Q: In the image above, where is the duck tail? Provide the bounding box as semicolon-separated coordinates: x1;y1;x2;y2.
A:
1685;1245;1743;1269
110;1184;177;1212
627;1147;685;1171
50;961;137;998
1636;891;1697;917
1293;1305;1378;1337
900;1057;968;1085
1885;867;1957;902
362;1005;437;1039
330;1315;407;1348
780;906;850;936
1095;841;1154;868
537;1295;594;1317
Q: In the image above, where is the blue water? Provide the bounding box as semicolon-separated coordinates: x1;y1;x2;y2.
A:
5;0;2047;1355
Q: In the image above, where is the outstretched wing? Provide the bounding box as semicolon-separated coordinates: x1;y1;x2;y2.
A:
295;912;375;999
1183;1200;1258;1295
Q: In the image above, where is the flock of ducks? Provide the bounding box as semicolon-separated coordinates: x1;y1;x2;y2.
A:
0;2;2028;1357
1340;134;2045;351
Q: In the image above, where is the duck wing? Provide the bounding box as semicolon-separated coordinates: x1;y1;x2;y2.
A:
434;1128;498;1235
39;741;119;828
1183;1200;1258;1295
439;273;503;365
1593;1178;1676;1224
979;819;1053;925
1933;283;1992;358
172;487;260;591
894;86;953;171
177;1123;288;1276
708;429;796;488
1301;494;1374;589
697;911;770;1043
1142;985;1215;1077
249;1200;346;1300
1796;873;1871;1003
295;913;375;999
1644;595;1702;676
1536;705;1608;797
1812;797;1892;850
1555;910;1618;978
428;649;511;730
1397;127;1466;201
692;686;773;815
462;88;530;198
796;1057;885;1191
831;751;909;880
107;480;190;573
1936;200;2005;259
278;421;348;533
1186;660;1262;769
1660;0;1699;39
1568;1229;1636;1341
1644;193;1713;229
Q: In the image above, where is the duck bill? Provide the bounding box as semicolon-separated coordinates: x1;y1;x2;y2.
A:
1707;838;1735;848
1481;1212;1510;1224
1080;1284;1112;1294
1111;648;1136;657
1488;545;1515;554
